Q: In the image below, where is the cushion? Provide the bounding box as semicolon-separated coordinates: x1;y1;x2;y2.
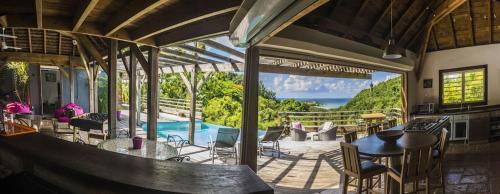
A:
291;122;302;130
361;161;387;173
58;117;70;123
432;149;440;159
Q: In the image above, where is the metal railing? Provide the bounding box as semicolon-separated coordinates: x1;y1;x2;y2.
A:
279;108;402;128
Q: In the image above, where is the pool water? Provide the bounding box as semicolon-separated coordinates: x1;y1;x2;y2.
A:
142;121;265;146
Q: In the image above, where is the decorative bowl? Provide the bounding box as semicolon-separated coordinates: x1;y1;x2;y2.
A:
376;130;404;143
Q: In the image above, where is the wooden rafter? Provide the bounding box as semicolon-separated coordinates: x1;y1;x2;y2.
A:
0;52;83;66
369;0;392;34
415;0;467;77
202;40;245;59
397;5;429;45
177;44;242;63
132;0;240;41
449;14;457;48
467;0;476;45
104;0;168;36
154;12;235;46
162;48;220;64
28;29;32;53
328;0;344;18
77;35;109;73
160;54;199;65
259;64;371;79
349;0;370;25
58;32;62;55
73;0;99;31
490;0;495;43
35;0;43;28
432;28;440;50
43;30;46;54
384;0;419;40
119;49;131;77
159;58;190;66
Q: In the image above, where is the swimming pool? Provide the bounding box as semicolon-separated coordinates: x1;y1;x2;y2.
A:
142;121;265;146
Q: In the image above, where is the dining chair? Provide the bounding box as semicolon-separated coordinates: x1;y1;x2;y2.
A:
340;142;387;194
385;145;434;194
433;128;449;193
367;124;382;135
344;131;358;143
387;119;397;128
344;131;383;188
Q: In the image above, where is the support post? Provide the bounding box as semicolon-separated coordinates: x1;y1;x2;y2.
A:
188;66;197;144
88;65;94;112
129;47;138;137
93;64;99;113
137;73;144;126
147;47;159;141
108;40;118;139
240;46;259;171
69;59;74;103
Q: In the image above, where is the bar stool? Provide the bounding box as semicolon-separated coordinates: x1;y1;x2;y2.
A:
340;142;387;194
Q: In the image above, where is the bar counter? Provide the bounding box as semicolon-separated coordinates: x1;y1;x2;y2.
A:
0;133;273;194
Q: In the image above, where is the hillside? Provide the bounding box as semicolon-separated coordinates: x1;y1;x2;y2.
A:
339;76;402;111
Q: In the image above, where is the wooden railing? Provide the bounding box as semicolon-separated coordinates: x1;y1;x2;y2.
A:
141;97;202;118
279;108;402;130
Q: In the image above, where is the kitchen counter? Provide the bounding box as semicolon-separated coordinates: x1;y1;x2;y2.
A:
0;133;273;194
413;104;500;116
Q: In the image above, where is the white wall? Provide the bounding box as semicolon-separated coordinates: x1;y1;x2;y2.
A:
413;44;500;107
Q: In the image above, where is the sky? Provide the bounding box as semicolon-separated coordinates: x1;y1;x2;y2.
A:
204;36;401;99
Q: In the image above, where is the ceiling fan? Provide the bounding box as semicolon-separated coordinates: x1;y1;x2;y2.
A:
1;28;21;50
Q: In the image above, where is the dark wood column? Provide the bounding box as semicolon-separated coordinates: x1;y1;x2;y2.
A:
107;39;118;139
129;48;138;137
147;47;159;140
240;46;259;171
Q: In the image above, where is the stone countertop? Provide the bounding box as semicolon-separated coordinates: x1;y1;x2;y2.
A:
0;133;273;194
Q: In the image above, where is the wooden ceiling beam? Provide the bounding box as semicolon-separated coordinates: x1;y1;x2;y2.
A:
0;52;83;66
155;12;235;46
132;0;240;41
104;0;169;36
350;0;371;25
415;0;467;77
177;44;242;63
450;14;457;48
467;0;476;45
369;0;392;34
73;0;99;31
35;0;42;28
202;39;245;59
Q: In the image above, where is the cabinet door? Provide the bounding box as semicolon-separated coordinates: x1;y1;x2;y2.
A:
469;115;490;143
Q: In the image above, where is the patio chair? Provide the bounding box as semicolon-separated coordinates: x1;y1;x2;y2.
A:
167;134;190;155
316;122;338;141
290;127;307;141
209;128;240;164
258;126;284;158
366;124;382;135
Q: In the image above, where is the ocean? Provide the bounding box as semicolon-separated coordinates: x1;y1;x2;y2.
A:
281;98;352;109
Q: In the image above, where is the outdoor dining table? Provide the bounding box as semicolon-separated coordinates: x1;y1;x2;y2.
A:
351;125;438;194
97;138;178;160
360;112;386;125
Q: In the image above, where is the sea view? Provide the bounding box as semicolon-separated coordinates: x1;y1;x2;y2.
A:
280;98;352;109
